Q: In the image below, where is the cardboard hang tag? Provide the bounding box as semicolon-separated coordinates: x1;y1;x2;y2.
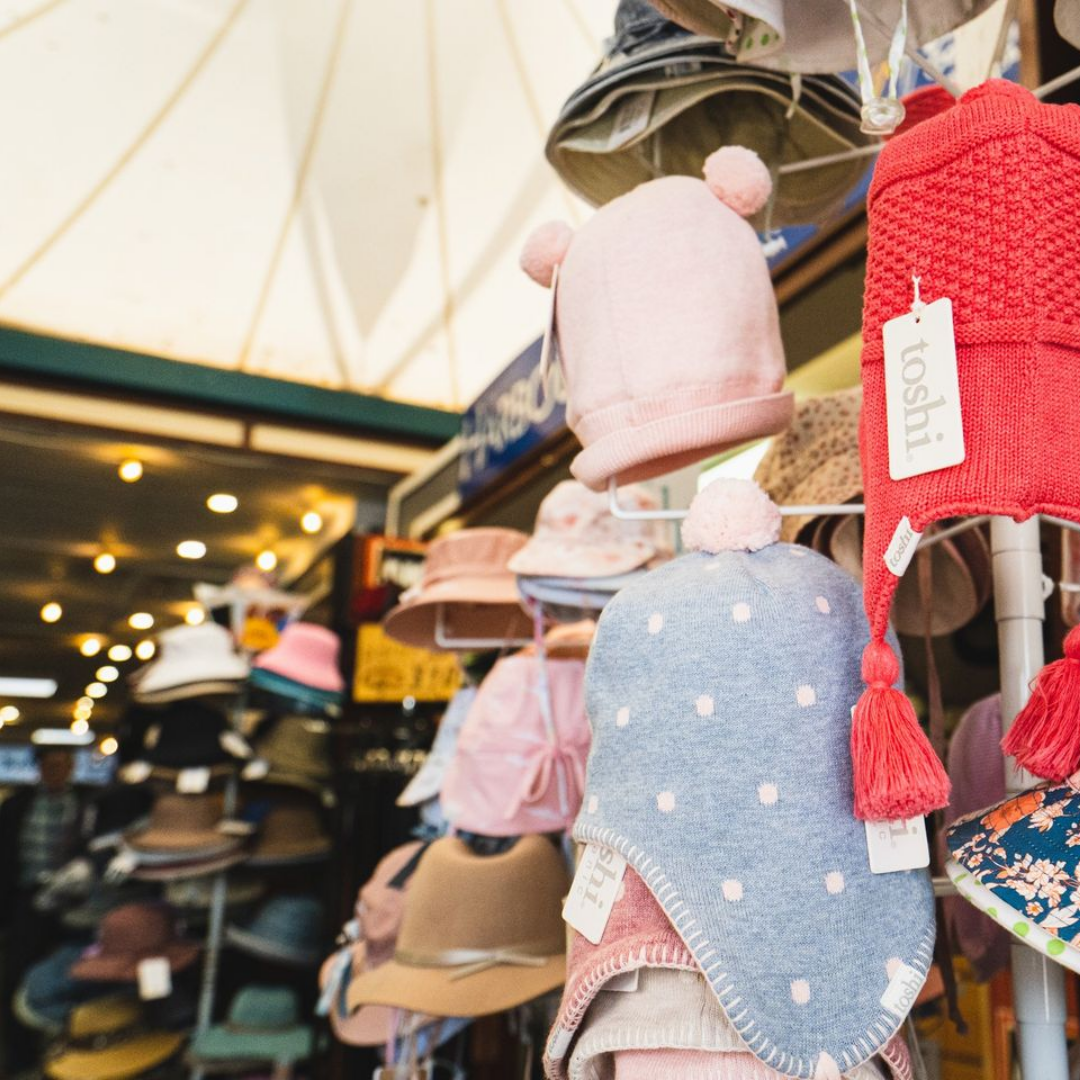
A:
562;844;627;945
865;816;930;874
176;767;210;794
883;516;922;578
137;957;172;1001
606;91;655;150
880;961;925;1018
882;296;965;481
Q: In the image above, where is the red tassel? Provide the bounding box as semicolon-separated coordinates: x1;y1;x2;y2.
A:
1002;626;1080;781
851;640;951;821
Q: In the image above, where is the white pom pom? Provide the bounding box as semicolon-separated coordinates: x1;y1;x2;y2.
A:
681;478;781;554
520;220;574;287
702;146;772;219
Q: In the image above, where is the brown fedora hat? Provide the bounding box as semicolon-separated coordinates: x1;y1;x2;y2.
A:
248;802;330;866
70;902;200;983
346;836;568;1018
125;793;243;858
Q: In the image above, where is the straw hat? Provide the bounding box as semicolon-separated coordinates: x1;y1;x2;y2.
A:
245;714;332;794
70;902;200;982
124;794;243;859
382;529;533;651
45;997;184;1080
346;836;568;1018
247;802;330;866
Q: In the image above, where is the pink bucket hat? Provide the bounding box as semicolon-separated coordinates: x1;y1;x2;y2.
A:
251;623;344;694
521;146;792;490
382;528;533;650
441;653;590;837
509;481;673;579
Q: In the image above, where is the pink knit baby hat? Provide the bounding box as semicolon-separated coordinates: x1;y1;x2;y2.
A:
521;147;792;490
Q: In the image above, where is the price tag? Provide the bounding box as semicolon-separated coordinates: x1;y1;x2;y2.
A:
562;845;627;945
883;517;922;577
243;758;270;781
607;91;655;150
883;296;964;481
865;817;930;874
220;731;252;759
176;767;210;794
137;957;172;1000
218;819;255;837
121;761;152;784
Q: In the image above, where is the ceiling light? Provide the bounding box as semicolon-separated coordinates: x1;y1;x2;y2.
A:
0;678;57;698
40;602;62;623
79;637;103;658
95;666;119;683
99;736;119;756
107;645;132;662
135;640;155;661
118;459;143;483
184;607;206;626
33;728;94;746
0;706;19;724
207;493;238;514
71;718;89;735
85;682;107;699
301;511;323;535
128;613;154;630
176;540;206;560
256;550;277;572
73;706;92;723
93;553;117;574
77;696;94;710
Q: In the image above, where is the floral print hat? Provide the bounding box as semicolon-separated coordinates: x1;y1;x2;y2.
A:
947;778;1080;974
574;478;935;1079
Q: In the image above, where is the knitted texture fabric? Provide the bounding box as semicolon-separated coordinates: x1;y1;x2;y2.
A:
856;79;1080;818
861;79;1080;654
573;496;934;1077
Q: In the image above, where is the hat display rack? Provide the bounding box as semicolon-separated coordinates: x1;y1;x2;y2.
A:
360;7;1080;1079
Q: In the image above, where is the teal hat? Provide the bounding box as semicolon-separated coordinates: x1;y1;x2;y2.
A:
226;894;323;966
190;985;313;1064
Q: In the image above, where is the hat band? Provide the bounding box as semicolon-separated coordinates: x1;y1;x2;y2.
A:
49;1025;154;1057
394;946;551;981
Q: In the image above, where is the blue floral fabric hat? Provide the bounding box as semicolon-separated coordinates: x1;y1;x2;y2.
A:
947;779;1080;972
574;479;935;1080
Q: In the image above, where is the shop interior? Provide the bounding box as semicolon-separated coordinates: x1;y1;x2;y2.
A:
1;2;1080;1079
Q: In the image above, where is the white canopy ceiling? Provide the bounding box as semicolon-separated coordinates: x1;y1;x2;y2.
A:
0;0;612;410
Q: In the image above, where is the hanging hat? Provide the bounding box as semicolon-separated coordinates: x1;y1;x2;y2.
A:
321;841;471;1049
121;701;253;781
250;622;344;706
382;529;534;650
565;969;902;1080
397;688;477;808
227;895;324;966
44;997;184;1080
1058;0;1080;48
549;1;873;227
129;623;249;704
884;85;956;141
247;802;330;866
857;81;1080;818
648;0;997;75
517;572;645;623
440;653;590;837
755;389;992;638
522;147;792;491
510;481;672;580
346;836;569;1018
946;778;1080;974
244;714;332;792
937;694;1010;982
14;944;111;1034
574;477;935;1079
70;901;200;982
164;875;264;913
124;793;244;860
190;985;313;1065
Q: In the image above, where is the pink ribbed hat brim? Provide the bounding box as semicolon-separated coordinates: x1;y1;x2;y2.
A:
571;391;794;490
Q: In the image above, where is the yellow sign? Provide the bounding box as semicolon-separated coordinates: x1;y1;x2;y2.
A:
353;624;461;703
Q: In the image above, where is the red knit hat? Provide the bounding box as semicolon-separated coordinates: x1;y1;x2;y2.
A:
856;80;1080;821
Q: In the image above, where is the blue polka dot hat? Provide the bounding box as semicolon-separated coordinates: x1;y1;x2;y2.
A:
574;479;935;1080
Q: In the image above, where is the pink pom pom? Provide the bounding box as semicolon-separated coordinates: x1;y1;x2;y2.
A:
702;146;772;218
681;478;780;555
520;220;574;287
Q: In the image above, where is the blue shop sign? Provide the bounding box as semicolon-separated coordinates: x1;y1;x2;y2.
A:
458;336;567;501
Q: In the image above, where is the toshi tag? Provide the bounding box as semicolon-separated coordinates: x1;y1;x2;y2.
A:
607;91;655;150
883;517;922;577
880;961;925;1018
883;295;964;481
865;816;930;874
137;957;172;1000
562;844;627;945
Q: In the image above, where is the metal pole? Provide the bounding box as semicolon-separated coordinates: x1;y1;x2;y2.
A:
991;516;1069;1079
